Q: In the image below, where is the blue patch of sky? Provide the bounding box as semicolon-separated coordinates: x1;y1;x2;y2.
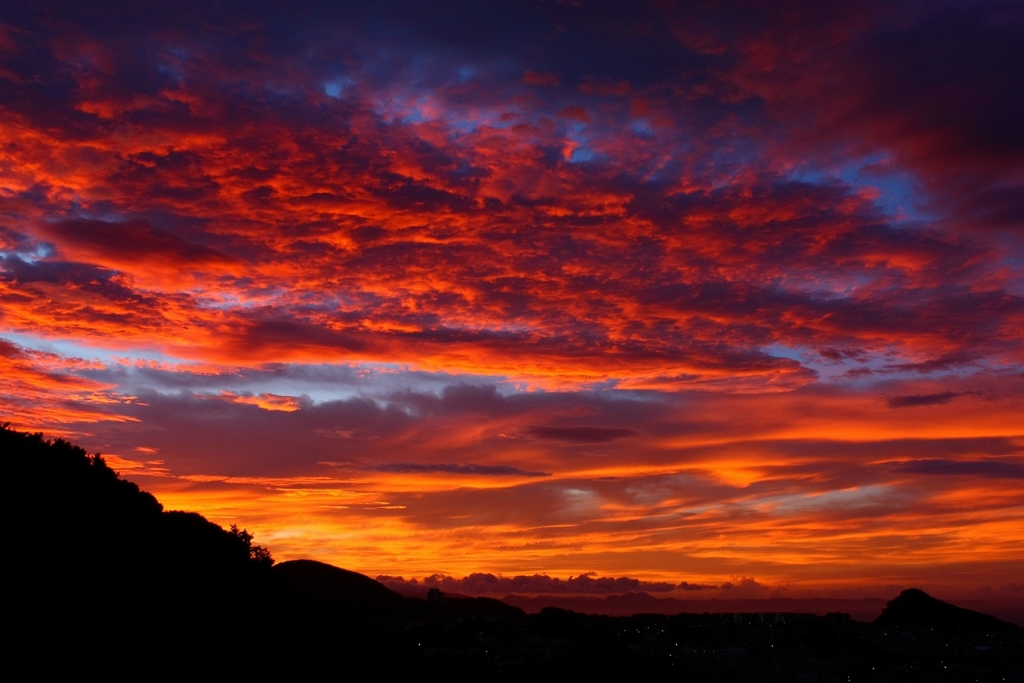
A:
1;241;54;264
195;292;266;311
1;332;183;366
55;205;146;230
323;75;355;99
2;329;527;403
373;90;481;133
630;119;655;137
770;485;897;515
121;362;521;406
599;385;679;403
763;343;805;364
788;153;936;225
567;143;595;163
780;337;1008;386
157;48;189;83
762;342;878;385
562;120;598;164
367;52;536;133
445;115;478;134
1005;258;1024;296
991;234;1024;297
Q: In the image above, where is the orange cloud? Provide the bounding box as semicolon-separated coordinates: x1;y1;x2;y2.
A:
223;391;303;412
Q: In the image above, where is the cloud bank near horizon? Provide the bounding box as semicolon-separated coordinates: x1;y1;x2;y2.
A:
376;571;710;596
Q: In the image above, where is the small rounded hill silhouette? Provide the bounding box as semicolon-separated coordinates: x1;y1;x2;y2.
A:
274;559;404;613
874;588;1015;632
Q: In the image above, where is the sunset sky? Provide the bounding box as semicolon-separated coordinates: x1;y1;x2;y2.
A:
1;0;1021;601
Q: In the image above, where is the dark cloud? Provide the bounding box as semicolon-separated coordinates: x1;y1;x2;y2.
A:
0;337;24;357
887;392;965;408
678;582;714;591
0;256;160;311
557;106;590;123
373;462;550;477
720;578;770;596
844;1;1024;232
38;218;230;266
818;348;867;363
522;71;559;87
376;571;688;596
887;459;1024;480
524;426;638;443
885;353;982;375
227;318;369;356
748;436;1024;461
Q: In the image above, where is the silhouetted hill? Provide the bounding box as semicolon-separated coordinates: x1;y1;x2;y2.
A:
875;587;1016;632
435;593;526;619
5;424;279;670
275;559;405;612
273;559;525;623
6;425;271;576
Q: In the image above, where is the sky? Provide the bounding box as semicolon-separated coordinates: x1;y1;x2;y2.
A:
1;0;1022;601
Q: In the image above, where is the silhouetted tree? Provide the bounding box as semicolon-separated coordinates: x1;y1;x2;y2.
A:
231;523;275;568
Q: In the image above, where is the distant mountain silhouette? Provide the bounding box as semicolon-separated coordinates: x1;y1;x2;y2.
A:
503;592;893;621
875;587;1016;632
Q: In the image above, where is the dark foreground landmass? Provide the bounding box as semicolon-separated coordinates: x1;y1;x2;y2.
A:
5;425;1022;680
496;592;1024;627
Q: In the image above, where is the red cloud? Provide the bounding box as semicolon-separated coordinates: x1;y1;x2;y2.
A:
36;218;233;273
522;70;560;87
557;105;591;123
578;80;630;97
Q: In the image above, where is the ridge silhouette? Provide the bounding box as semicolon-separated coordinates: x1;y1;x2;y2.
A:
4;424;1021;679
5;424;285;671
875;587;1016;632
275;559;406;612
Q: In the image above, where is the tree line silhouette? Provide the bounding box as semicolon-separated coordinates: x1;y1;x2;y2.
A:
6;424;281;670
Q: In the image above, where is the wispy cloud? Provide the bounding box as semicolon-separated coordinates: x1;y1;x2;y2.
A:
886;392;968;408
373;463;550;477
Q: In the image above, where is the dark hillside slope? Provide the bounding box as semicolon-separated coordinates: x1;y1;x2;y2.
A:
275;559;406;613
875;588;1016;633
3;424;423;673
4;425;278;665
5;424;271;581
